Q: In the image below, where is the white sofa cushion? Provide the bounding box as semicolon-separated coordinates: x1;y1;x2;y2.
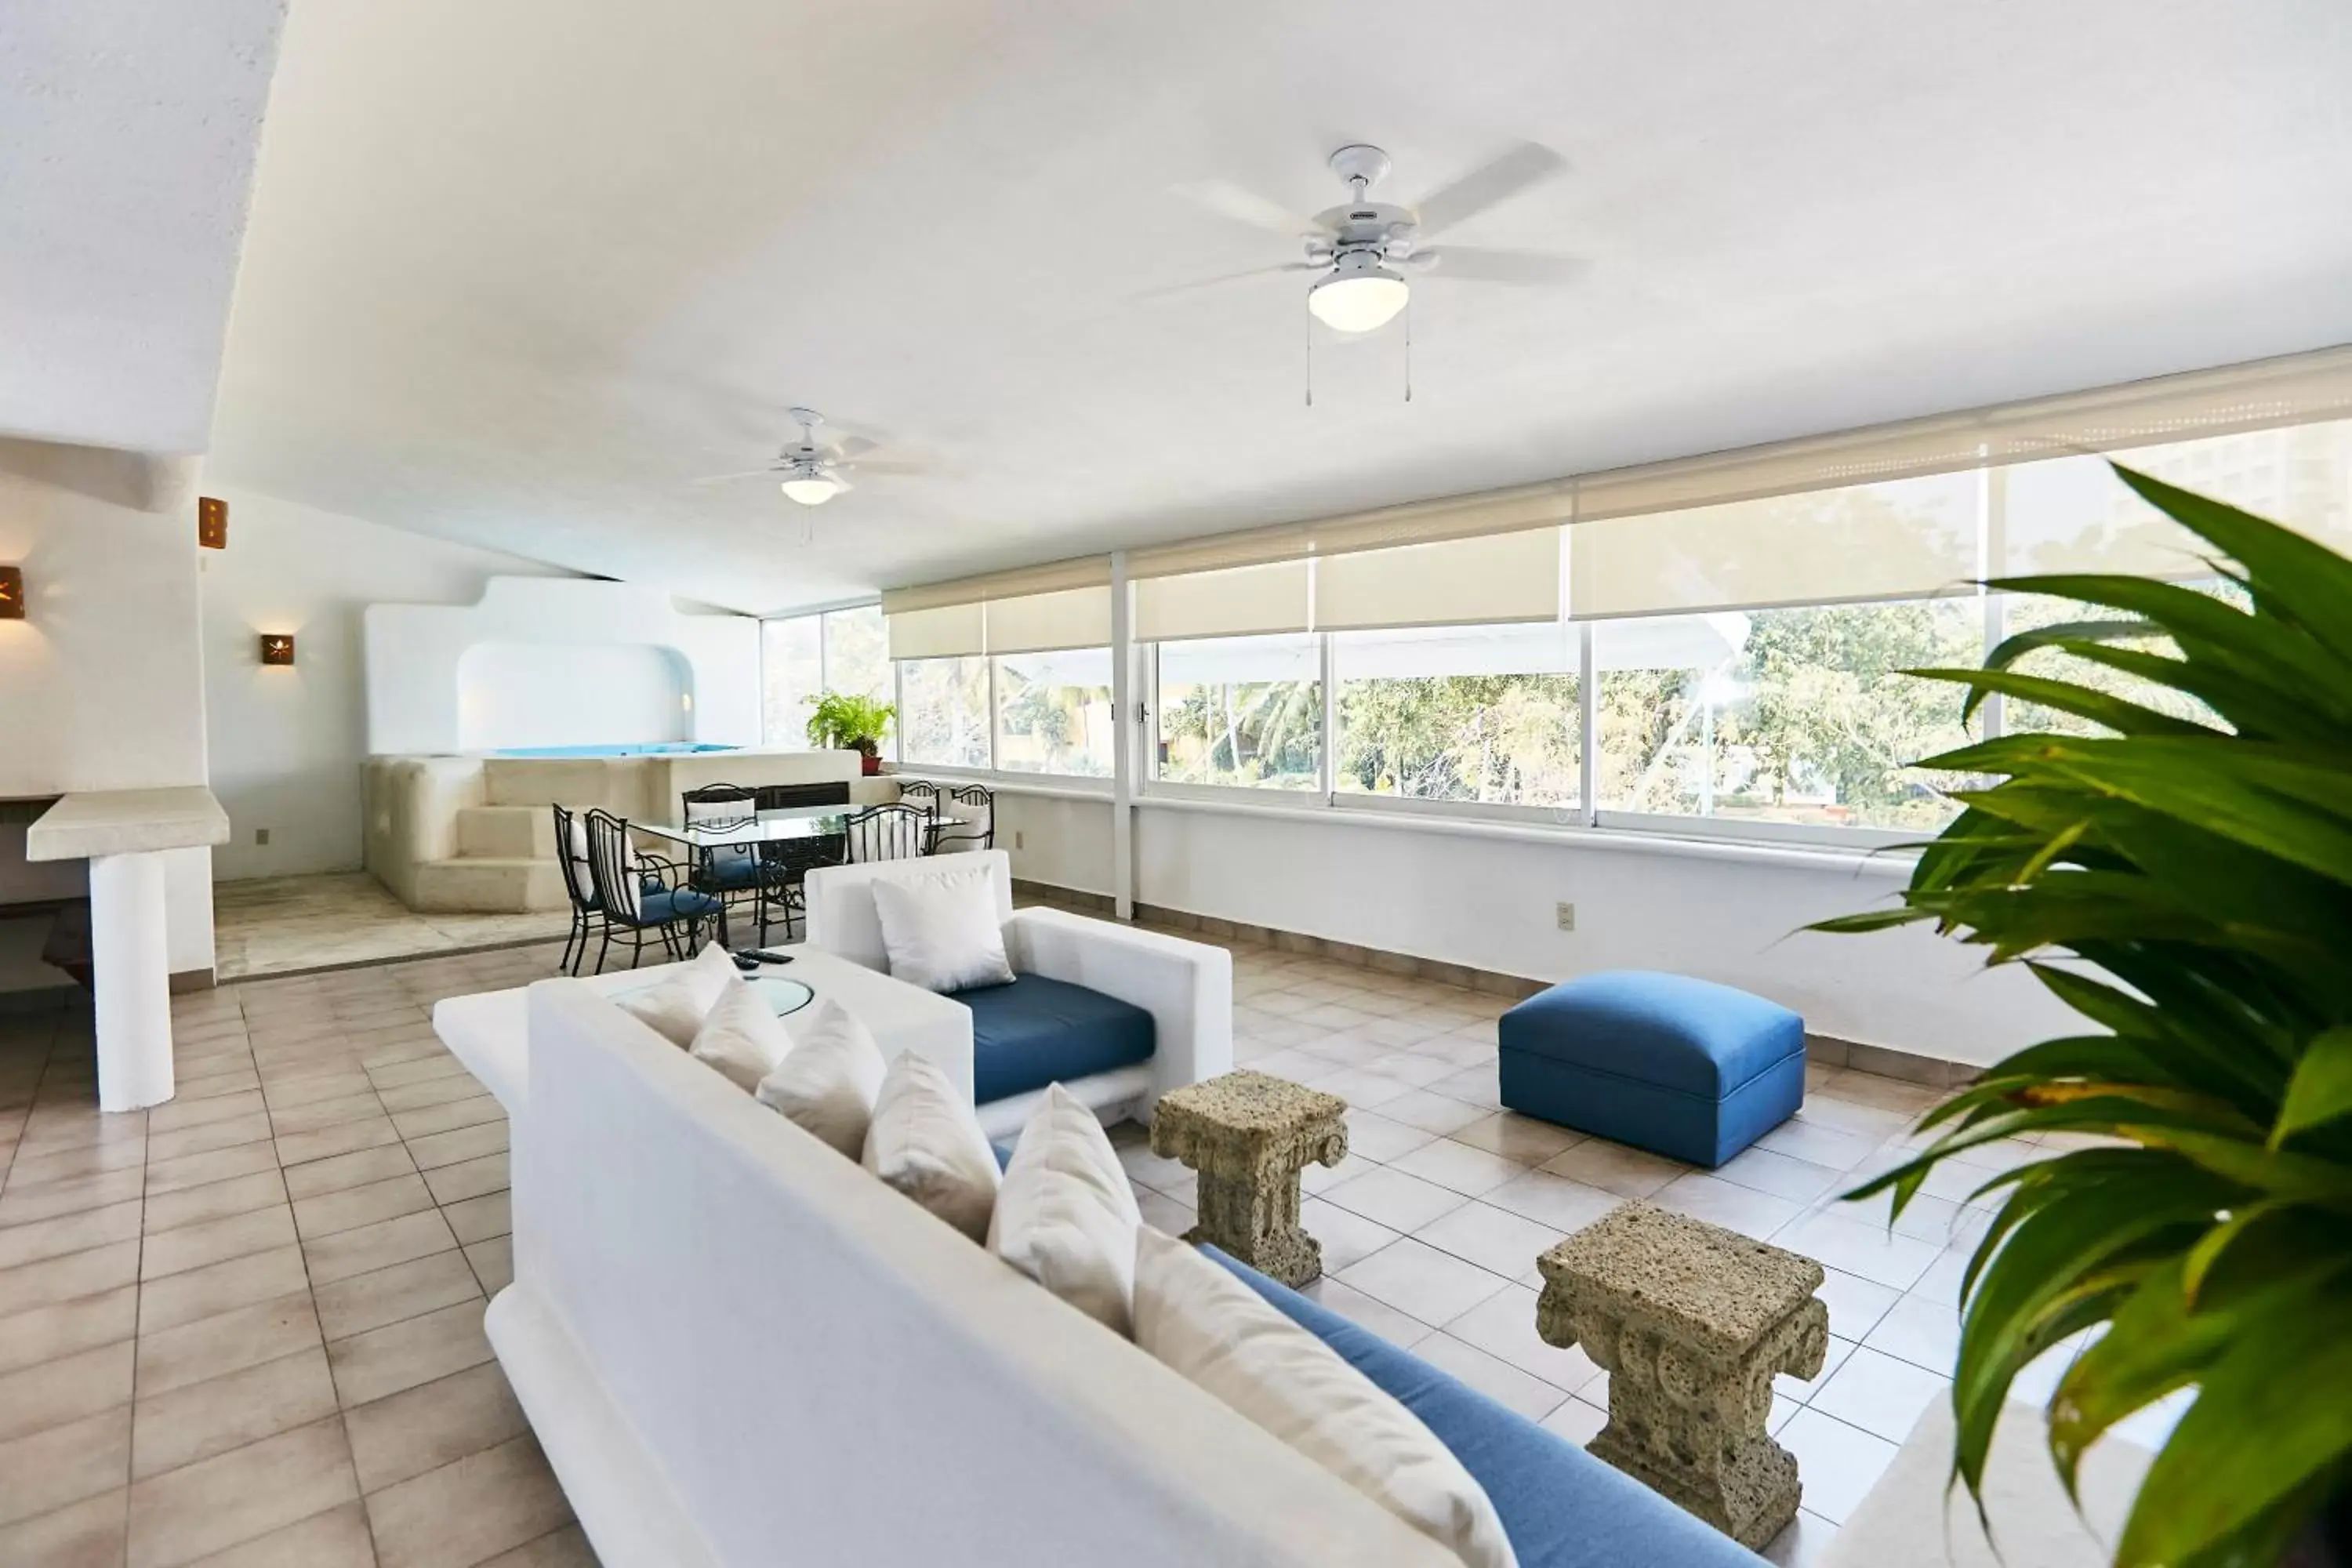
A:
1133;1226;1518;1568
616;944;738;1047
987;1085;1142;1334
755;1000;887;1158
862;1049;1001;1241
869;865;1015;993
689;976;794;1092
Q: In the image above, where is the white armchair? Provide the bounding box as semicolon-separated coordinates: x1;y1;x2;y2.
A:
803;851;1232;1137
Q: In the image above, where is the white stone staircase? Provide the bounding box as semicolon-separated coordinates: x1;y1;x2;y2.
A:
409;805;568;913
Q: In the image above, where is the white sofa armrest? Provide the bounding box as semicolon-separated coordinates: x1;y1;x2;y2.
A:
1003;908;1232;1116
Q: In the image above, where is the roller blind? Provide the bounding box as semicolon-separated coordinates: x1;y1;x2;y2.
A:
1316;529;1563;631
985;585;1114;655
1134;561;1312;641
1571;471;1981;619
885;602;985;661
880;554;1111;616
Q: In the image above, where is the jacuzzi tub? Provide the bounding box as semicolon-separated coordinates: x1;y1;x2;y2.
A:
491;742;740;758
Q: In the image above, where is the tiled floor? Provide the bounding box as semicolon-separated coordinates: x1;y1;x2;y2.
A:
213;876;571;982
8;914;2034;1566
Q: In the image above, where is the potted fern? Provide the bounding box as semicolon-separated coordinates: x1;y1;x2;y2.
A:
1819;464;2352;1566
805;691;895;775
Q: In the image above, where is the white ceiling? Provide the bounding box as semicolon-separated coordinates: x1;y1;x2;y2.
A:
207;0;2352;616
0;0;285;453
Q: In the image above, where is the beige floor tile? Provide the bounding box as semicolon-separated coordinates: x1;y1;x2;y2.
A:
0;1484;128;1566
126;1417;360;1568
145;1140;281;1198
481;1524;598;1567
0;1239;142;1319
342;1359;529;1493
147;1089;267;1135
174;1065;263;1103
312;1250;482;1344
182;1499;376;1566
0;1337;135;1443
328;1298;492;1407
132;1347;340;1481
261;1071;376;1111
0;1406;132;1529
373;1072;489;1115
268;1094;386;1140
463;1236;514;1296
365;1051;470;1091
0;1280;138;1377
274;1116;402;1169
0;1200;143;1272
140;1204;298;1283
2;1138;147;1194
146;1113;274;1167
405;1120;508;1171
283;1143;418;1202
443;1190;512;1246
135;1245;311;1337
144;1171;289;1236
389;1094;503;1142
365;1433;572;1568
304;1209;459;1289
294;1173;438;1243
136;1290;322;1399
0;1163;146;1228
420;1152;508;1207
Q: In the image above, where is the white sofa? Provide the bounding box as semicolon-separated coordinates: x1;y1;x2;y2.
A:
802;850;1232;1140
493;978;1458;1568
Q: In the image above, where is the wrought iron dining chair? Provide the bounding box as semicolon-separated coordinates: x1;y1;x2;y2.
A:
753;781;851;811
550;803;605;976
930;784;996;854
839;803;929;863
680;783;768;946
893;778;942;851
583;809;721;971
745;781;854;942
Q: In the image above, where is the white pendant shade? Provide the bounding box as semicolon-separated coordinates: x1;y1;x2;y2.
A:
1307;270;1409;333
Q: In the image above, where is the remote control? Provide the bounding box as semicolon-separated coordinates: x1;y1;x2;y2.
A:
742;949;795;964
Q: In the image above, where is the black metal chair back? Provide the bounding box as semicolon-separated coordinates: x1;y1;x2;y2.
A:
583;809;649;924
840;803;928;863
681;782;757;829
753;781;851;811
934;784;996;852
551;804;594;909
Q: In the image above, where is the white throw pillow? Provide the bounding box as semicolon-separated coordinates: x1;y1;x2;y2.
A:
688;975;794;1092
1132;1227;1518;1568
615;943;739;1047
755;1000;887;1158
862;1051;1000;1241
868;868;1014;994
987;1085;1142;1334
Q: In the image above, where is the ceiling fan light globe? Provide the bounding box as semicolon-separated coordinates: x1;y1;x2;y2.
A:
780;474;840;506
1307;268;1410;333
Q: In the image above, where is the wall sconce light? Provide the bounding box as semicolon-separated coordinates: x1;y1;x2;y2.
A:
0;566;22;620
260;633;295;666
198;497;228;550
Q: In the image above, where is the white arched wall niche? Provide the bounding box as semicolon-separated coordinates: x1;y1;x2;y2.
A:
365;578;759;754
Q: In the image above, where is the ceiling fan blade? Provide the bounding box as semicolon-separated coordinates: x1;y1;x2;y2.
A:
840;459;929;477
1421;245;1590;285
1133;261;1321;303
688;466;783;484
1171;179;1323;238
1412;142;1566;238
833;434;881;461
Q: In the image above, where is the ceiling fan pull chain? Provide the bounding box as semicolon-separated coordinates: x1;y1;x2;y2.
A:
1304;309;1315;407
1403;296;1414;404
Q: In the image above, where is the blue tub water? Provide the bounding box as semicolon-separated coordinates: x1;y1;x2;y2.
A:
491;742;739;758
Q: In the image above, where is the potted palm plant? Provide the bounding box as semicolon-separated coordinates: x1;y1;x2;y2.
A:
805;691;895;775
1818;463;2352;1566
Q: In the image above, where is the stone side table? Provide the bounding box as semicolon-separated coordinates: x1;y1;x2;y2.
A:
1149;1070;1348;1287
1536;1203;1828;1549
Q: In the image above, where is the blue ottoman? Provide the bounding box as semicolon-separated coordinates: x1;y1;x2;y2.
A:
1498;971;1805;1167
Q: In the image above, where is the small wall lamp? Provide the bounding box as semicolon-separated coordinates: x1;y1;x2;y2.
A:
0;566;22;620
198;497;228;550
260;633;295;666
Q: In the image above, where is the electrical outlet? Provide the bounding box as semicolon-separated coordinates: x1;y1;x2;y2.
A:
1555;901;1576;931
256;827;270;847
1014;830;1025;850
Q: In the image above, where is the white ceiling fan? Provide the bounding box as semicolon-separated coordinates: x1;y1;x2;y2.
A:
1161;142;1585;332
691;408;927;506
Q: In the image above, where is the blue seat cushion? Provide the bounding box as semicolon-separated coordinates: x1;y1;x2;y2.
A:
627;887;722;927
697;851;765;891
951;974;1155;1105
1203;1247;1766;1568
1499;971;1805;1167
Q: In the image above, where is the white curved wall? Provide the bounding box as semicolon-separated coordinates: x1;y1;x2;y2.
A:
456;642;690;751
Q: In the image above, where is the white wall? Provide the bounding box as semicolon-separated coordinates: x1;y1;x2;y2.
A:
991;783;2070;1069
456;644;688;751
364;578;760;756
198;488;575;881
0;439;216;982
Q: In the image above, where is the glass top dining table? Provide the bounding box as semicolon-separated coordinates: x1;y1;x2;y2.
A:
633;804;967;851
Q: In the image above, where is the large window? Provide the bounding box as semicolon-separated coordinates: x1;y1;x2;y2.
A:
899;655;989;768
1596;600;1980;830
1334;622;1581;808
996;650;1113;777
823;606;890;709
760;616;823;746
1154;634;1320;789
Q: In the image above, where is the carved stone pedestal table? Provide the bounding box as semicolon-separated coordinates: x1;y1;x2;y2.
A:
1535;1202;1828;1549
1149;1069;1348;1287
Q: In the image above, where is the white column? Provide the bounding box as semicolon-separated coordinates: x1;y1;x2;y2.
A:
1110;550;1135;921
86;851;176;1111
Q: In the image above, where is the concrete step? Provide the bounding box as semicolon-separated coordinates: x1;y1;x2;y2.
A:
456;805;556;860
410;856;569;914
